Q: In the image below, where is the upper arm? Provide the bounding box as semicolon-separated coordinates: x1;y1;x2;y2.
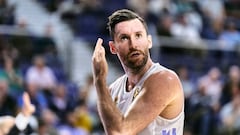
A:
121;70;183;134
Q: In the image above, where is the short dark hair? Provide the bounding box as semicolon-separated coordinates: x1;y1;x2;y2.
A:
107;9;148;40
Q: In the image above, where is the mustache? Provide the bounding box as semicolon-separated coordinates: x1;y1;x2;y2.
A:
127;49;144;57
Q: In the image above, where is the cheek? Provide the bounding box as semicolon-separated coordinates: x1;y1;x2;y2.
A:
136;38;149;48
118;49;128;58
116;44;129;53
142;39;150;48
117;49;129;61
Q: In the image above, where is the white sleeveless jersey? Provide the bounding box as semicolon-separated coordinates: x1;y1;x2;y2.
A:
109;63;184;135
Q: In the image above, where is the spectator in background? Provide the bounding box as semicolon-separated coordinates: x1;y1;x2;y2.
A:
198;67;222;109
25;55;57;91
198;0;225;40
177;65;195;99
189;67;222;135
177;65;195;134
19;82;48;117
57;108;89;135
197;0;226;28
157;13;173;37
80;74;97;112
0;40;19;66
219;19;240;66
148;0;172;16
0;57;23;97
219;19;240;50
43;44;62;68
170;12;200;43
219;85;240;134
0;0;15;25
0;79;17;116
37;109;58;135
220;65;240;106
0;92;36;135
49;83;73;125
78;74;102;133
172;0;203;33
127;0;158;34
188;79;212;135
73;100;92;133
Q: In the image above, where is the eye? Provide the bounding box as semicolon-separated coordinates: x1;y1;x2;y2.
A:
120;36;129;41
136;33;142;39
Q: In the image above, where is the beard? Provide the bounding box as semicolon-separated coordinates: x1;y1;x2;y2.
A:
124;48;149;72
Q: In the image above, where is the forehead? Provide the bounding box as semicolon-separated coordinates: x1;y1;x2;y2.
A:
114;19;146;36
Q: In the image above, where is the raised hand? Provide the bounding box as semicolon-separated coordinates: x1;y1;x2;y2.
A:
92;38;108;81
21;92;35;117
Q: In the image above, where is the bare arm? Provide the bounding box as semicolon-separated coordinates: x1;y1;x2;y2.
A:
92;38;124;134
10;92;35;133
0;116;15;134
92;38;183;135
0;92;35;135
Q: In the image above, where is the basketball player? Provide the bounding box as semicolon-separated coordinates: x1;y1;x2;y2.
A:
92;9;184;135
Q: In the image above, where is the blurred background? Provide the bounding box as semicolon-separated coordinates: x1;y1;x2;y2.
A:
0;0;240;134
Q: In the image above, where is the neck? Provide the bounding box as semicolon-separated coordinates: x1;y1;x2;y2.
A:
125;60;153;91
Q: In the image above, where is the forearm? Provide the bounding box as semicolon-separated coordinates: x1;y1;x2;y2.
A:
95;78;123;134
0;113;30;135
0;116;15;134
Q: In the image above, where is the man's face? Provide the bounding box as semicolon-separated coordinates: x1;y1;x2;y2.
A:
110;19;152;71
35;57;45;69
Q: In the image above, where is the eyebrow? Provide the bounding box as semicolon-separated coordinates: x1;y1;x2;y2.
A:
116;31;144;37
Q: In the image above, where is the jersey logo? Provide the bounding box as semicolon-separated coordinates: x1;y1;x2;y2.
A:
162;128;176;135
114;96;118;105
132;87;141;101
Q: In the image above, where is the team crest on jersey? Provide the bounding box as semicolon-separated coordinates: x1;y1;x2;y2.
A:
114;96;118;105
132;87;141;101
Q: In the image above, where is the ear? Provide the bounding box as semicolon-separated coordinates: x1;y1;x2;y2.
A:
109;41;117;54
147;35;152;49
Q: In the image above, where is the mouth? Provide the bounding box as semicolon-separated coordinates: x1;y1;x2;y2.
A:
129;51;142;58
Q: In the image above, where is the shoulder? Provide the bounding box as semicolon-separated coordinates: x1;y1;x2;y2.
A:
145;68;184;117
26;66;35;73
144;68;183;99
147;68;180;87
138;67;184;117
43;67;54;72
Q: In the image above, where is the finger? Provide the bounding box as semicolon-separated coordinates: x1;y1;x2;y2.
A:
93;38;105;61
22;92;36;115
23;92;31;106
94;38;103;51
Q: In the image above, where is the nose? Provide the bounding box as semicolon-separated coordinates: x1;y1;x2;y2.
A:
129;37;138;49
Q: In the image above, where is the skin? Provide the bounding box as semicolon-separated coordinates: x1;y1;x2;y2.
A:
0;92;35;134
92;18;184;135
21;92;36;117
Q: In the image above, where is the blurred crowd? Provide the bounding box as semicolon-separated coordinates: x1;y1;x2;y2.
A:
0;0;240;135
0;35;103;134
38;0;240;45
177;65;240;135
